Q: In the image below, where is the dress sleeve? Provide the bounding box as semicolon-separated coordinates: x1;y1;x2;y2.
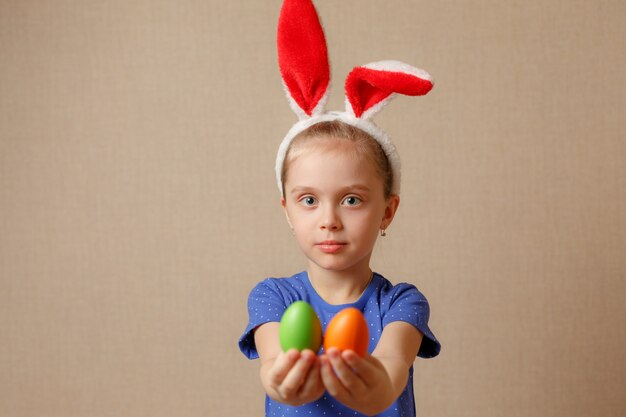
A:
382;284;441;358
238;280;288;360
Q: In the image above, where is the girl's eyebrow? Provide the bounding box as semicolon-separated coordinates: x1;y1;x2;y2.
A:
289;186;317;195
289;184;371;195
345;184;371;193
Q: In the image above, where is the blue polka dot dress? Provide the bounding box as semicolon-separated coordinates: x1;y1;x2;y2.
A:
239;272;441;417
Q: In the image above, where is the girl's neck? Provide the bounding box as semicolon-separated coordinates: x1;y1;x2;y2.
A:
307;264;373;305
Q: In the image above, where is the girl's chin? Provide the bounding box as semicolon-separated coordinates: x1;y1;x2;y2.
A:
307;258;370;275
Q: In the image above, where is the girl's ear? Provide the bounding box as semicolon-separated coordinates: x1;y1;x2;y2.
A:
281;197;294;230
381;194;400;230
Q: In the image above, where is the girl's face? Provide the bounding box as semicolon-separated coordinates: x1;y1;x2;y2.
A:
281;139;399;276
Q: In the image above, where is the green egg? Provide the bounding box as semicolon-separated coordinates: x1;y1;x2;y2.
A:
279;301;322;353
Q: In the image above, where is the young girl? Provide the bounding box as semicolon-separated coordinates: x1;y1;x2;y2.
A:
239;1;440;416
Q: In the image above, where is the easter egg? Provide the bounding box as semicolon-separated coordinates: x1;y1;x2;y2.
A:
324;307;369;356
279;301;322;353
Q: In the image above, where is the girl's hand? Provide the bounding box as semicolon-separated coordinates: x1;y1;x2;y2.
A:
261;349;325;406
255;322;325;406
320;348;395;415
320;322;424;415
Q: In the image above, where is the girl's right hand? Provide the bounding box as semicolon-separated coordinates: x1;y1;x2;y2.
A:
255;322;324;406
261;349;324;406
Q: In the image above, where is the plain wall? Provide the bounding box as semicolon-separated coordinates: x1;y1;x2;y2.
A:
1;1;625;416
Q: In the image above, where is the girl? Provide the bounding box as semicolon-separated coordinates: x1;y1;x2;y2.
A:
239;1;440;416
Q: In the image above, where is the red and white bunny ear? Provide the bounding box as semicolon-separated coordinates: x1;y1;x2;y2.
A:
277;0;330;120
345;60;433;119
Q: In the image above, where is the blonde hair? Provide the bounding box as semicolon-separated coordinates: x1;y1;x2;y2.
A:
280;120;394;199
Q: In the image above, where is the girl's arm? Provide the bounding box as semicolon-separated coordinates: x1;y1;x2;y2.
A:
373;321;424;398
320;321;423;415
254;322;325;406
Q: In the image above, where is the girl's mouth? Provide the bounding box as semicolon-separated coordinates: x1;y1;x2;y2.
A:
316;241;346;254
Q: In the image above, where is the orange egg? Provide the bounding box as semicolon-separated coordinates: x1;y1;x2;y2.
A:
323;307;369;356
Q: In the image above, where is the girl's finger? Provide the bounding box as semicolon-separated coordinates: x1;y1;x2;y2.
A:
320;354;350;399
279;350;317;397
326;348;367;394
297;357;322;399
341;350;381;386
268;349;301;387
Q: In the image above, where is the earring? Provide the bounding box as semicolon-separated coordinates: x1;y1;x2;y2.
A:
380;229;387;237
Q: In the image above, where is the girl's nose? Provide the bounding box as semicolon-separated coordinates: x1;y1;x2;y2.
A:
320;222;340;231
320;206;341;231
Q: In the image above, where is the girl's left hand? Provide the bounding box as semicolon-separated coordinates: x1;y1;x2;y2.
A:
320;348;395;415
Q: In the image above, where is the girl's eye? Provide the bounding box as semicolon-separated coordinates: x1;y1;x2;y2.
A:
342;196;362;206
300;196;317;206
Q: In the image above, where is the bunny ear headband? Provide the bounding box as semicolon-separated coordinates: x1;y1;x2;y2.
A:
275;0;434;196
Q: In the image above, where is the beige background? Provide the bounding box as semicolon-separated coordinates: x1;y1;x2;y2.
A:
1;0;625;416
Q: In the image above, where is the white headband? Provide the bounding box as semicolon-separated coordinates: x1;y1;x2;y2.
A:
275;0;434;196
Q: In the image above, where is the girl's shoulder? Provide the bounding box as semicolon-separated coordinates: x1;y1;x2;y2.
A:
249;271;309;303
374;272;426;300
373;273;432;316
374;273;441;358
